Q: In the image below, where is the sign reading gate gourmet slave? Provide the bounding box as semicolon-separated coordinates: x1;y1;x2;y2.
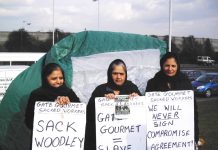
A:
95;95;147;150
146;90;195;150
32;102;86;150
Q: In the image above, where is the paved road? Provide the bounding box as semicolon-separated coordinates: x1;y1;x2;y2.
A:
196;95;218;102
181;64;218;72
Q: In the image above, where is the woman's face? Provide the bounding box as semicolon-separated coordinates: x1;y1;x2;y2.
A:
163;57;178;77
47;69;64;88
112;65;126;86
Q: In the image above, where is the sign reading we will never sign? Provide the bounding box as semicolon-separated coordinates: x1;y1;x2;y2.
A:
146;90;195;150
32;102;86;150
95;96;147;150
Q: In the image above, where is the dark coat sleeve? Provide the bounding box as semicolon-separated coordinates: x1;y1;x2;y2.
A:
68;89;80;102
84;86;102;150
25;92;37;130
121;80;142;96
129;81;142;96
145;79;156;92
194;97;199;143
145;79;152;92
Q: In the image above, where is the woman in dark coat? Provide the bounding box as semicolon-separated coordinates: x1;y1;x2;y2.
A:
84;59;141;150
145;52;199;144
25;63;80;130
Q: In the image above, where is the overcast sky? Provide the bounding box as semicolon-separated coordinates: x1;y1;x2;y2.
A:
0;0;218;39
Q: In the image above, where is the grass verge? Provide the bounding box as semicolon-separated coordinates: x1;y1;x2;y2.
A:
197;98;218;150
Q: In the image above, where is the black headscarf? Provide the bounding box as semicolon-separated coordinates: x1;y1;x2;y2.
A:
157;52;182;82
160;52;181;73
38;63;72;100
107;59;127;91
41;63;65;87
25;63;70;129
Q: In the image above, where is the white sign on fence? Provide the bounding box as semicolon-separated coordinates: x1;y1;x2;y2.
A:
32;102;86;150
146;90;195;150
0;66;28;102
95;95;147;150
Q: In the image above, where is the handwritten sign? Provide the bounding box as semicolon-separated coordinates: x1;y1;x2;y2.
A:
95;96;147;150
146;90;195;150
0;66;28;102
0;77;13;102
32;102;86;150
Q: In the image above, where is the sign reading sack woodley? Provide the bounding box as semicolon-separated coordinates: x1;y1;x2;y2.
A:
32;102;86;150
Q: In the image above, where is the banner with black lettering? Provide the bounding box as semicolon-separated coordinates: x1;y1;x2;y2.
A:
146;90;195;150
95;96;147;150
32;102;86;150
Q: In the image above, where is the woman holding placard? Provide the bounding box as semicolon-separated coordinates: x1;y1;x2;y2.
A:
25;63;80;130
145;52;201;148
84;59;141;150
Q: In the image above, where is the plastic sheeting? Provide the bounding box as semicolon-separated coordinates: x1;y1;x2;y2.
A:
72;49;160;103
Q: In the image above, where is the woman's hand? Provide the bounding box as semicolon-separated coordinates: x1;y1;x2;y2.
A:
56;96;70;105
128;92;139;99
104;93;116;99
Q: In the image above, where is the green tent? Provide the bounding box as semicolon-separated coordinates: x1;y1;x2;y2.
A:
0;31;166;150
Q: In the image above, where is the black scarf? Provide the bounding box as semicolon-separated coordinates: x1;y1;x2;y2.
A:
35;84;72;101
107;59;128;91
106;80;128;92
154;70;187;90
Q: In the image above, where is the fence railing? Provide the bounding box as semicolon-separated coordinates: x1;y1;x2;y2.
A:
0;52;45;65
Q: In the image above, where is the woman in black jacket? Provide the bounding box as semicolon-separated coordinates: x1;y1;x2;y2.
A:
25;63;80;130
84;59;141;150
146;52;199;145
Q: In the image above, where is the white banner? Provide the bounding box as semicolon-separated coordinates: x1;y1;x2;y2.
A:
146;90;195;150
32;102;86;150
0;66;28;102
95;96;147;150
72;49;160;103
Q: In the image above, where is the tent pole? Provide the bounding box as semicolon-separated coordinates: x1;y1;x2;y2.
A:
52;0;55;45
169;0;172;52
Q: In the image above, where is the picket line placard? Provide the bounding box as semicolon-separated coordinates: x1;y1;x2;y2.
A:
32;102;86;150
146;90;195;150
95;96;147;150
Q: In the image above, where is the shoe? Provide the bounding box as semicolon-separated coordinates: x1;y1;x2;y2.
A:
198;137;205;146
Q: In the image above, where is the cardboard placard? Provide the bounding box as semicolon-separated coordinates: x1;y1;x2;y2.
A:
146;90;195;150
32;102;86;150
95;96;147;150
